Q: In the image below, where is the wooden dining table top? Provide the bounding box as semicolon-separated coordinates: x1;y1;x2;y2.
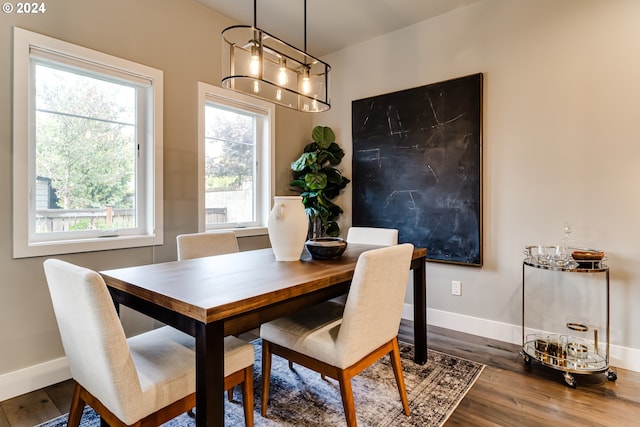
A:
101;244;427;325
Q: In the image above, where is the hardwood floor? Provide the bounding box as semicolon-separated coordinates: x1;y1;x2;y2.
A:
427;326;640;427
2;322;639;426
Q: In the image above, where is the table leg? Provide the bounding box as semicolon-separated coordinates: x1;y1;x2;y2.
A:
412;257;427;364
195;321;225;426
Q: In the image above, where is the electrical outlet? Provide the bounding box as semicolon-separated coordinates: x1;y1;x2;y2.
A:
451;280;462;296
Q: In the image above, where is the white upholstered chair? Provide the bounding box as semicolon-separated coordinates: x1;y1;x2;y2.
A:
260;243;414;426
176;231;240;260
326;227;398;306
346;226;398;246
43;259;255;427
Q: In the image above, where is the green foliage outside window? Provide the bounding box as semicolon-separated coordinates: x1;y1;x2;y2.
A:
35;65;135;211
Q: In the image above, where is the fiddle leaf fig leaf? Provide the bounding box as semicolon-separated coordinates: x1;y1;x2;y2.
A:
311;126;335;150
324;221;340;237
326;142;345;165
291;152;317;172
305;171;328;190
324;168;350;187
303;142;317;153
290;178;306;188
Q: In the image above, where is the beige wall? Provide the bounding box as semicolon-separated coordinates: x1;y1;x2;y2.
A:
0;0;312;392
315;0;640;369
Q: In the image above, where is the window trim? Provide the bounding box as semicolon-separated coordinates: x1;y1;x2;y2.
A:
197;82;274;235
12;27;163;258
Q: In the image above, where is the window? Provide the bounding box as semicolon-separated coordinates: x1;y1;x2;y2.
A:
13;27;163;258
197;83;274;234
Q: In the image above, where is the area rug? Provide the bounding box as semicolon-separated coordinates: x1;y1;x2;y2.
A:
38;341;484;426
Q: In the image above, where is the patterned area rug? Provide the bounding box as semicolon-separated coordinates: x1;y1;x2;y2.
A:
38;341;484;426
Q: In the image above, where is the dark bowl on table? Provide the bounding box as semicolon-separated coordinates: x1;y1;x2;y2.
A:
305;237;348;260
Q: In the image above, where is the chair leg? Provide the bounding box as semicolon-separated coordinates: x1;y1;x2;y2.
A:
389;338;410;416
227;387;234;402
67;383;85;427
337;370;357;427
261;340;272;417
241;366;254;427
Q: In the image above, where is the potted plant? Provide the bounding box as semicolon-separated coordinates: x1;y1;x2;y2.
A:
290;126;350;238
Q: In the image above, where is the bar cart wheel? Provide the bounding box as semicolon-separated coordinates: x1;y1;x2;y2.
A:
563;372;577;388
606;369;618;382
521;350;532;364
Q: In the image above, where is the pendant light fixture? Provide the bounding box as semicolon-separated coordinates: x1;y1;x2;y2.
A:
221;0;331;112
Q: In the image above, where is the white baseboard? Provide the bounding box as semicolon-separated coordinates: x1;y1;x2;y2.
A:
402;304;640;373
0;357;70;402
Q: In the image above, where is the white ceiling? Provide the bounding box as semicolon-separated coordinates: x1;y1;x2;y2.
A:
196;0;479;57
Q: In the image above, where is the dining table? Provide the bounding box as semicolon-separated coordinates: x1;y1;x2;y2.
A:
100;243;427;427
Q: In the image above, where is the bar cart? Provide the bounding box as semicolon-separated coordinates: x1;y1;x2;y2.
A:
520;246;617;388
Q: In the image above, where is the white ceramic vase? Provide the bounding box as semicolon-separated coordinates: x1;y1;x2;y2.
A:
268;196;308;261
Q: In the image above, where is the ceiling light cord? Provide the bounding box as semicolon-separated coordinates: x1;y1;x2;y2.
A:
302;0;310;90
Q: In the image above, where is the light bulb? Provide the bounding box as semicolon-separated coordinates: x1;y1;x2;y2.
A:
276;89;282;101
249;44;260;76
299;66;312;94
301;77;311;94
278;67;288;85
301;69;311;94
277;58;288;85
252;80;260;93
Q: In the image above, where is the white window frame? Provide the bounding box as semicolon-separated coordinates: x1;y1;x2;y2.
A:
197;82;274;236
12;27;163;258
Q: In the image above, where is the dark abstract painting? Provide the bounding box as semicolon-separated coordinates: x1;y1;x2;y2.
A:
351;73;483;266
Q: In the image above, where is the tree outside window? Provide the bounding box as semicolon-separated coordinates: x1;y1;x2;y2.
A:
204;105;256;226
34;64;137;232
